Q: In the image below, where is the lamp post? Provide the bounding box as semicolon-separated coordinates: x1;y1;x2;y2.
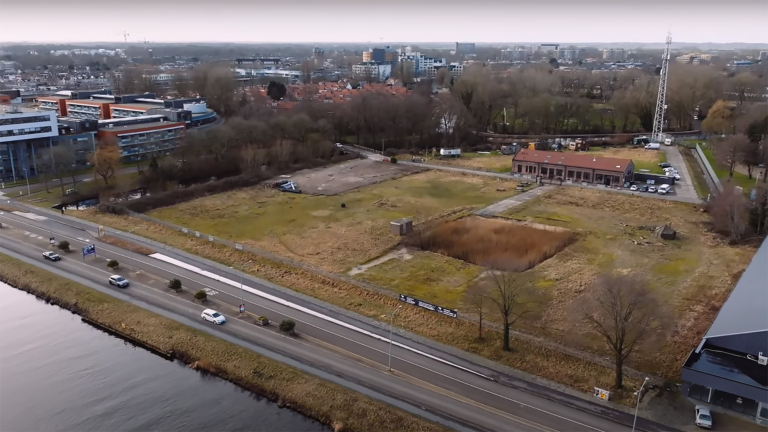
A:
230;259;252;311
22;168;30;196
632;377;650;432
388;305;402;372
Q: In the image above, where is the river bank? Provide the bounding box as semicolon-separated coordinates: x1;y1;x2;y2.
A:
0;253;449;432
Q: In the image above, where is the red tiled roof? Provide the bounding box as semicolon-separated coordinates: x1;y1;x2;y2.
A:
513;149;631;172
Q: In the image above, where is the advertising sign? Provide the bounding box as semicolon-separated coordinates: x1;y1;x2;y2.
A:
398;294;458;318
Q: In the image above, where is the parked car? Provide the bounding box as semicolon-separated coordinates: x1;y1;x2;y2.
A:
108;275;129;288
42;251;61;261
639;185;649;192
658;162;672;168
673;173;681;181
658;184;671;195
694;405;713;429
201;309;226;325
630;184;638;191
648;186;657;193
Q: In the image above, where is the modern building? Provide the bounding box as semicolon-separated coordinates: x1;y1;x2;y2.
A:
540;44;560;53
556;49;583;61
455;42;476;54
363;47;398;64
512;149;634;186
602;48;628;62
0;105;59;181
352;62;392;81
759;51;768;62
501;49;530;61
681;238;768;425
97;116;185;162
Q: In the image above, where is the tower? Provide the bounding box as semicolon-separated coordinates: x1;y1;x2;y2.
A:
652;34;671;142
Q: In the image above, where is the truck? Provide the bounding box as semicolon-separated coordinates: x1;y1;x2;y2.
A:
439;148;461;158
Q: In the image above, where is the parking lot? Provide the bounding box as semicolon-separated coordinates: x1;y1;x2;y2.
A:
661;145;699;201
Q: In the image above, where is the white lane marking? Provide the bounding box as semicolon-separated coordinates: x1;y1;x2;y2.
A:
0;218;610;431
11;211;48;221
150;253;492;381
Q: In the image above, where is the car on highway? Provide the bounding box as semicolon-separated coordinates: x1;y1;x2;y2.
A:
648;186;657;193
630;184;638;191
42;251;61;261
108;275;129;288
694;405;713;428
201;309;226;325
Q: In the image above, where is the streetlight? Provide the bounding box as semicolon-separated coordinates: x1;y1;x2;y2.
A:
632;377;650;432
388;305;402;372
229;259;252;311
22;168;30;196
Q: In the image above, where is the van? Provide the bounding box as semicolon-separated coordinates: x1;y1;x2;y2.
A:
664;138;673;146
657;184;671;195
644;143;661;150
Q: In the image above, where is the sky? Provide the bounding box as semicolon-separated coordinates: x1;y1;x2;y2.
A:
1;0;766;45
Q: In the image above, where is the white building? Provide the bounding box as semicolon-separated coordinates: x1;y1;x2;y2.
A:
501;49;529;61
602;48;627;62
352;62;392;81
0;106;59;182
556;49;582;61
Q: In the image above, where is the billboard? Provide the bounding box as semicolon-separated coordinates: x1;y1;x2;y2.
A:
398;294;457;318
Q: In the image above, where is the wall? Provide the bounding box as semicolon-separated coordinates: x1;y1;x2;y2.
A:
696;144;723;192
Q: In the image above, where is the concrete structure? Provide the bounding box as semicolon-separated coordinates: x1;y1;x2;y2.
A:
512;149;634;186
602;48;627;62
363;47;398;64
97;116;185;162
681;237;768;424
759;51;768;62
0;105;59;181
556;49;582;61
352;62;392;81
501;49;529;61
390;218;413;236
455;43;476;54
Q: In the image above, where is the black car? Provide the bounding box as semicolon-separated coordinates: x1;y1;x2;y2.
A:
639;185;649;192
658;162;672;168
42;251;61;261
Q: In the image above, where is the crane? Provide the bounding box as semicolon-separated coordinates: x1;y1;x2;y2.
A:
651;33;671;143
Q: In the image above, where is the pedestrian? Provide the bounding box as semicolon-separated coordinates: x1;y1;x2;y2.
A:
60;207;64;215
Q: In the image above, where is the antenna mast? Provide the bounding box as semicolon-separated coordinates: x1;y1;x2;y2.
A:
652;34;671;142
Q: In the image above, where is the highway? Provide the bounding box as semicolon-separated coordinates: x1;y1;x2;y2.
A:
0;207;673;432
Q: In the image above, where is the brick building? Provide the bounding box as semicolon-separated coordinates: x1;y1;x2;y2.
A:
512;149;634;186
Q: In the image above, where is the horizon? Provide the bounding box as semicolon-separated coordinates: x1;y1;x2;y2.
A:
1;0;766;45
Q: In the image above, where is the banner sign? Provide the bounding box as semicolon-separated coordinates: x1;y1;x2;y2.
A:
82;244;96;258
398;294;458;318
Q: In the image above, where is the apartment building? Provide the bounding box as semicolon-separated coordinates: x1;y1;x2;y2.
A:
352;62;393;81
501;49;529;61
0;105;59;181
97;116;185;162
363;47;398;63
602;48;628;62
556;49;583;61
455;43;476;54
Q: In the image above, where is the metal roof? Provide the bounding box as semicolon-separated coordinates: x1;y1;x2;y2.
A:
704;237;768;340
513;149;632;173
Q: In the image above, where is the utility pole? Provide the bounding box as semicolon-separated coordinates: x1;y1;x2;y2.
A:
651;34;671;143
388;305;402;372
632;377;650;432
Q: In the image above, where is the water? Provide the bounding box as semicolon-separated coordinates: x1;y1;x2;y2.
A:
0;284;328;432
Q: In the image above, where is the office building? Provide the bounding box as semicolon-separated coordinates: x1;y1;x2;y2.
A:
352;62;392;81
759;51;768;62
501;49;530;61
97;116;186;162
556;49;582;61
455;43;476;54
363;47;398;63
0;105;59;181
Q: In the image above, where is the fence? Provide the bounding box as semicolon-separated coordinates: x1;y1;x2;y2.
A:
696;144;723;192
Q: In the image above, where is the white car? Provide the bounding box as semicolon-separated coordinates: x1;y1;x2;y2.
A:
630;185;638;191
658;184;671;195
108;275;129;288
648;186;657;193
201;309;226;325
42;251;61;261
695;405;713;428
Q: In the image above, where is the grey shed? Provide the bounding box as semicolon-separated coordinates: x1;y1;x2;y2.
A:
654;224;676;240
390;218;413;236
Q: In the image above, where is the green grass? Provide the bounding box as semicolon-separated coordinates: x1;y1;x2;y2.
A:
354;251;483;309
149;172;518;243
632;160;665;174
700;145;757;193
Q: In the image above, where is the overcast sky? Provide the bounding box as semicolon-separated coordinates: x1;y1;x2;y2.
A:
1;0;766;45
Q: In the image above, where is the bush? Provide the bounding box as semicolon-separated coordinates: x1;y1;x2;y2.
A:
255;316;269;326
390;157;398;164
57;240;70;252
194;290;207;301
107;259;119;269
168;278;182;290
279;319;296;333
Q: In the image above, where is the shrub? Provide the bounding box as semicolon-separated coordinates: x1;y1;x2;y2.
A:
194;290;207;301
107;259;119;269
390;157;398;164
279;319;296;333
255;316;269;326
57;240;70;252
168;278;182;290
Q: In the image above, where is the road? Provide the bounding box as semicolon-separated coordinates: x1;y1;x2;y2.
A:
0;208;676;432
660;145;698;201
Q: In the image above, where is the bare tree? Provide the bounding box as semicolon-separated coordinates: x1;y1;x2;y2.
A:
89;137;121;186
485;271;536;352
582;273;665;389
465;282;491;340
714;134;749;178
709;184;750;242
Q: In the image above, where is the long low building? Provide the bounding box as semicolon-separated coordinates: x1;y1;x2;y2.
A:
681;237;768;425
512;149;635;186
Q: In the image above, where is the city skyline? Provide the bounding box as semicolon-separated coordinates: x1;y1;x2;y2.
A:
1;0;766;45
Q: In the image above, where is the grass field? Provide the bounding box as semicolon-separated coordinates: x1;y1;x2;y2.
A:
700;144;759;192
425;152;512;173
149;170;519;273
499;187;756;375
